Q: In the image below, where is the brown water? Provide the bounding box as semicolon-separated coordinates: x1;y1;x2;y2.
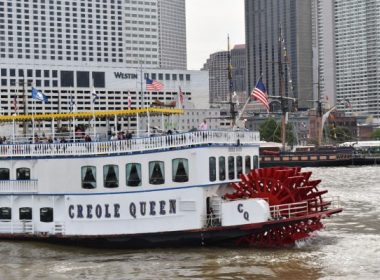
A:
1;166;379;280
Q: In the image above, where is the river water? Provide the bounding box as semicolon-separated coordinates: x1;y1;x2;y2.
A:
1;166;379;280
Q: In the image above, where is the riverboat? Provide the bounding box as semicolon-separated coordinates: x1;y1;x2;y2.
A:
0;109;342;248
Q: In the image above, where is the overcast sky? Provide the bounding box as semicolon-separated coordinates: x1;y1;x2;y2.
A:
186;0;245;70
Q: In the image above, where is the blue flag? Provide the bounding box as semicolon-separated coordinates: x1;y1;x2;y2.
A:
31;87;49;103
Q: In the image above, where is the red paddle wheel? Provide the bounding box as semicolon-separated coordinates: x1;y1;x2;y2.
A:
225;167;338;247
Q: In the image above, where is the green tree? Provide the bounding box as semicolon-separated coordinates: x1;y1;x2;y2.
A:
259;117;280;142
259;117;296;145
328;125;353;143
371;129;380;140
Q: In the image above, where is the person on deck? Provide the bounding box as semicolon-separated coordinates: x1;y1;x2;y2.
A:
198;119;208;131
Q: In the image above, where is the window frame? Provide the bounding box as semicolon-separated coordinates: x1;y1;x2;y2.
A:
40;207;53;223
0;207;11;220
209;157;216;182
228;156;235;180
219;156;226;181
81;166;97;189
0;168;10;180
16;167;31;180
172;158;189;183
19;207;32;220
126;163;142;187
149;161;165;185
245;155;252;173
103;164;119;189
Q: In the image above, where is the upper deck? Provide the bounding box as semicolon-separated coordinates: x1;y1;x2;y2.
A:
0;131;260;159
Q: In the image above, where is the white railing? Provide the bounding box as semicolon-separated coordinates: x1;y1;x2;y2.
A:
0;131;260;158
270;201;309;219
0;180;38;193
323;196;342;210
0;221;34;234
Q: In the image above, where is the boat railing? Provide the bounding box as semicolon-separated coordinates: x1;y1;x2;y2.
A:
270;201;309;219
0;220;34;234
0;180;38;194
0;131;260;158
323;196;342;210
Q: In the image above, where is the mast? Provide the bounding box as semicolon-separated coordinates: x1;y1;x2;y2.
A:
317;66;323;146
278;30;286;151
227;35;236;128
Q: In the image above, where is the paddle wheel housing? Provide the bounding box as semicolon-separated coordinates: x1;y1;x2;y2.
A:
225;167;340;247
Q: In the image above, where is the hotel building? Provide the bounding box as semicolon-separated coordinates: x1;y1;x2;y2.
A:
0;0;208;135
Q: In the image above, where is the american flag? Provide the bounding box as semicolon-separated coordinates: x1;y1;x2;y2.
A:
146;78;164;92
251;79;269;112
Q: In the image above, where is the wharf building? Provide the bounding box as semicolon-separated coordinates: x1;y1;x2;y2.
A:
0;0;210;135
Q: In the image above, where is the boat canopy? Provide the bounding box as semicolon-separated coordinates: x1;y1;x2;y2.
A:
0;108;184;122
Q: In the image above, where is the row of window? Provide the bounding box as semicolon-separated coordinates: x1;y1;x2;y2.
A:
209;156;259;182
0;168;30;180
0;207;53;223
82;159;189;189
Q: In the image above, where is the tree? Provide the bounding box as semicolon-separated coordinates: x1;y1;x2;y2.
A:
259;117;280;142
371;129;380;140
328;124;352;143
259;117;296;145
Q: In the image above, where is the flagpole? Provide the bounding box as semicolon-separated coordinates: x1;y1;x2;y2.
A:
136;113;140;137
22;78;27;137
33;99;35;142
52;118;55;141
12;119;15;143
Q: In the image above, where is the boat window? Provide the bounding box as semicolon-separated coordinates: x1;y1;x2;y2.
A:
16;168;30;180
149;161;165;185
172;158;189;183
0;207;11;220
253;156;259;169
40;207;53;223
228;156;235;180
81;166;96;189
126;163;142;187
245;156;251;173
236;156;243;178
0;168;10;180
103;165;119;188
209;157;216;182
19;207;32;220
219;156;226;181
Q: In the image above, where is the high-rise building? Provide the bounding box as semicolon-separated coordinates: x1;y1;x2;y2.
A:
231;44;247;94
158;0;187;70
202;51;229;103
314;0;380;118
312;0;336;108
333;0;380;117
245;0;313;110
202;45;247;103
0;0;186;69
